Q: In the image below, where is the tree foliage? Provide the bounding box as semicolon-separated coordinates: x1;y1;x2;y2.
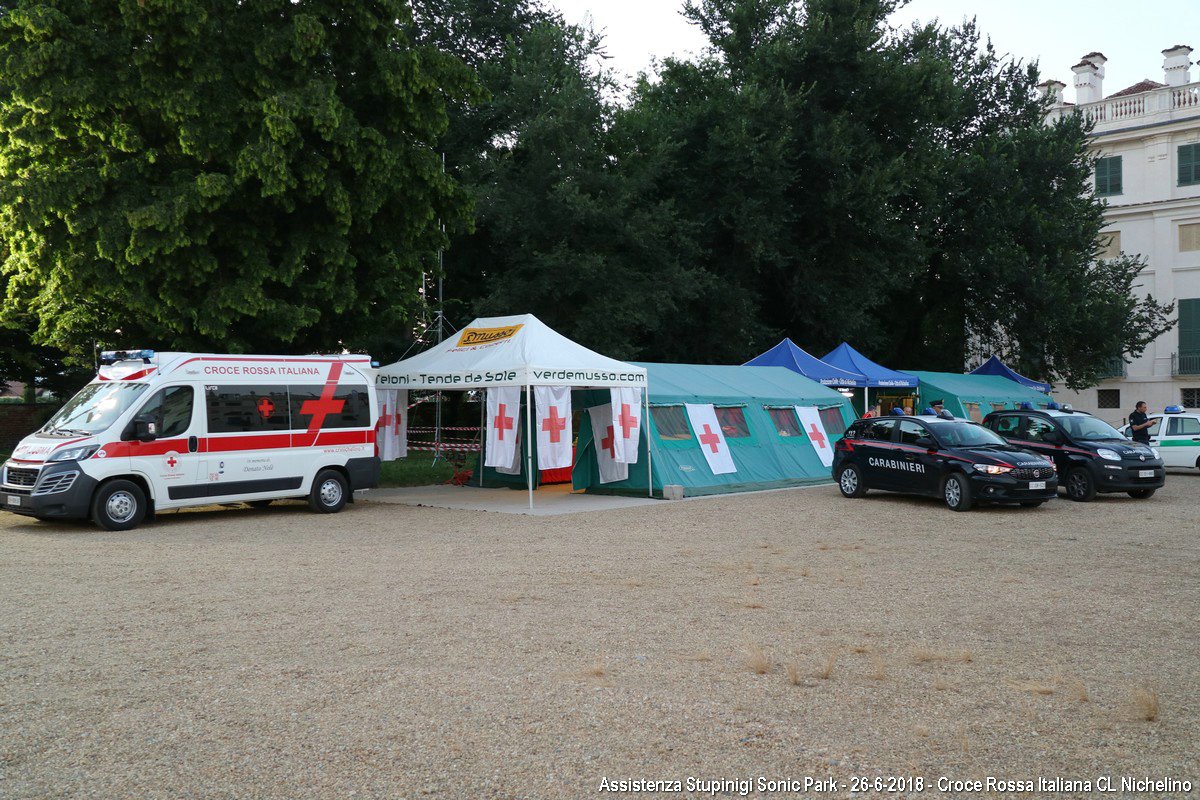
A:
0;0;476;362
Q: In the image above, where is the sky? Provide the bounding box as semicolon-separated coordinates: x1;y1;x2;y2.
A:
546;0;1200;101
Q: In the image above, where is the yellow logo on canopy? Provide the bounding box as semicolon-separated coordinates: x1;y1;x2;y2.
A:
456;324;523;348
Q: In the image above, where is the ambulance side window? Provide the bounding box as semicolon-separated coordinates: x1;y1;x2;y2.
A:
136;386;195;439
205;385;291;433
289;384;372;430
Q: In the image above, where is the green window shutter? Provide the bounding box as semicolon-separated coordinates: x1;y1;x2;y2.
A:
1180;298;1200;354
1180;144;1200;186
1096;156;1122;196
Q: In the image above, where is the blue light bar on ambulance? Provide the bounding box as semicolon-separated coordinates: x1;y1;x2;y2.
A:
99;349;156;364
1165;405;1184;414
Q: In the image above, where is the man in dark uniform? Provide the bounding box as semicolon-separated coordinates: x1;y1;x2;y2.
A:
1128;401;1154;444
929;399;945;414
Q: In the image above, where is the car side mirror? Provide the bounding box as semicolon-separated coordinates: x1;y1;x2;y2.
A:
915;435;937;450
126;413;159;443
1042;430;1063;444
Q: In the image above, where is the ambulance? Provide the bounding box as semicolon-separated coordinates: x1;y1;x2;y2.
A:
1;351;381;530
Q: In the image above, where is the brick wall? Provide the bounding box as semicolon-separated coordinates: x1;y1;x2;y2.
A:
0;404;58;456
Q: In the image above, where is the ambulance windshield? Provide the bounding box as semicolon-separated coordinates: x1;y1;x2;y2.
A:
42;382;150;436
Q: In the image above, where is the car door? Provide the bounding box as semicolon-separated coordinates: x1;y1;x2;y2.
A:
988;413;1023;442
126;385;203;497
895;419;939;494
1019;416;1065;470
858;418;898;488
1160;415;1200;468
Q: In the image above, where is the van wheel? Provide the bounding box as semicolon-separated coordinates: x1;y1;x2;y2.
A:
837;464;867;498
1127;488;1156;499
943;473;973;511
1065;467;1096;502
309;470;348;514
91;480;147;531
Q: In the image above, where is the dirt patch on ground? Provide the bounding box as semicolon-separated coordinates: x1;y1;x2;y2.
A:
2;480;1197;798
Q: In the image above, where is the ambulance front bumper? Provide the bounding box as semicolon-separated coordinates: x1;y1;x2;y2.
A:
1;460;97;520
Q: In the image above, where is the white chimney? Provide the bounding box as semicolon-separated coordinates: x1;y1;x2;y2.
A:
1163;45;1193;87
1037;79;1067;106
1072;53;1106;104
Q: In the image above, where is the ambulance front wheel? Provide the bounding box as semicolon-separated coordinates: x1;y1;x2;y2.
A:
309;470;348;514
91;480;147;531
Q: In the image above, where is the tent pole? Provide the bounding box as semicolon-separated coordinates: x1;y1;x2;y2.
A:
479;391;485;488
644;385;653;498
864;386;869;417
526;383;534;510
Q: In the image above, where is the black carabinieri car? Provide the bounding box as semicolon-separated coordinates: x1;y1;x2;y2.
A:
982;406;1165;501
832;414;1058;511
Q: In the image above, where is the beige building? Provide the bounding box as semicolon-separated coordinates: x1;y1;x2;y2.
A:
1041;47;1200;425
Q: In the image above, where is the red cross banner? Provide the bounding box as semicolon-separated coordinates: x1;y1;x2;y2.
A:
608;388;642;464
794;406;833;468
376;389;408;461
534;386;573;470
485;387;521;469
684;403;736;475
588;403;629;484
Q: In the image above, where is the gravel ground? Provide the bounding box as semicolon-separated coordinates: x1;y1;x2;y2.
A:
1;478;1197;799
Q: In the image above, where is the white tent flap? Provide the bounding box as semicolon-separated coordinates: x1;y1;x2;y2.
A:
685;403;736;475
535;386;573;470
485;387;521;469
609;387;642;464
589;403;628;484
794;406;834;468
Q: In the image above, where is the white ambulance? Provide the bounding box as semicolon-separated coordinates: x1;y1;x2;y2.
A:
1119;405;1200;470
1;350;380;530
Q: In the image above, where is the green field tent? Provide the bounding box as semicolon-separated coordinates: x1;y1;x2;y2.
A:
903;370;1052;422
573;363;856;497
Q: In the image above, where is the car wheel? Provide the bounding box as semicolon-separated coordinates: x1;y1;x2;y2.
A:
91;480;147;531
1126;488;1156;500
1019;500;1045;508
1065;467;1096;502
309;469;348;514
837;464;868;498
246;500;273;508
943;473;973;511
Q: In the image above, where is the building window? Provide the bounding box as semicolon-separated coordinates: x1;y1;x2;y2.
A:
1095;155;1122;195
715;406;750;438
767;407;802;437
650;406;692;440
1181;299;1200;364
1096;389;1120;409
1180;223;1200;252
1183;388;1200;408
1179;143;1200;186
818;406;848;436
1097;231;1121;259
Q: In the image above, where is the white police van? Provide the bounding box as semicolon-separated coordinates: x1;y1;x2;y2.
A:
1;351;380;530
1119;405;1200;470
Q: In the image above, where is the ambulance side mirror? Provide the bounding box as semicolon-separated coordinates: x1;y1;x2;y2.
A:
129;414;159;443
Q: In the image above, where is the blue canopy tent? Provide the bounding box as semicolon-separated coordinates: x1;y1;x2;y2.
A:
822;342;919;415
745;338;868;387
969;355;1052;394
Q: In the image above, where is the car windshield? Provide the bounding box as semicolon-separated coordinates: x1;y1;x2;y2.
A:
41;382;150;436
1057;414;1126;441
927;420;1009;448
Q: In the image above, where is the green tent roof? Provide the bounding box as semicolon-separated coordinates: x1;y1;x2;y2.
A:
637;362;852;406
904;370;1050;420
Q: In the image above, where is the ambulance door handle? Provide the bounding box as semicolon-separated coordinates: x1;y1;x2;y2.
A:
188;435;198;453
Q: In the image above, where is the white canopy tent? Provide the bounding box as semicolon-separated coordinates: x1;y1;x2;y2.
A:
376;314;649;508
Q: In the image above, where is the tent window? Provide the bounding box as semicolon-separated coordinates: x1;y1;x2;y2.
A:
651;406;692;440
818;407;847;436
715;406;750;438
991;402;1008;412
768;408;803;437
963;402;983;423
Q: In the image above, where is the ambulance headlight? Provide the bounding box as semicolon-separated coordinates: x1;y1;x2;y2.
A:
48;445;100;462
975;464;1012;475
1096;448;1121;461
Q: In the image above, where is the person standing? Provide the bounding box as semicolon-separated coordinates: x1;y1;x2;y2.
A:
1128;401;1154;444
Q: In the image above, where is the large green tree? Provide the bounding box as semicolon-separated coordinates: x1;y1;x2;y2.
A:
0;0;475;362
